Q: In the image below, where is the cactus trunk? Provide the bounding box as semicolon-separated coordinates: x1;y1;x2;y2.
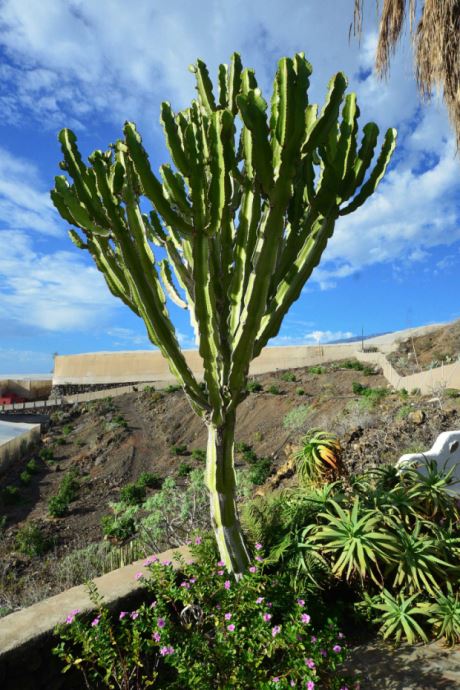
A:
205;410;250;575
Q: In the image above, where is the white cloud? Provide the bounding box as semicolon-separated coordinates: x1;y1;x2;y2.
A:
0;230;117;331
313;135;460;286
271;330;355;346
0;147;61;236
107;327;150;348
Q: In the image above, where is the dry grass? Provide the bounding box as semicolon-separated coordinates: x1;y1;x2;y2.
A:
354;0;460;148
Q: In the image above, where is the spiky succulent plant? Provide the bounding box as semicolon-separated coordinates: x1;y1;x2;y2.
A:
51;53;396;574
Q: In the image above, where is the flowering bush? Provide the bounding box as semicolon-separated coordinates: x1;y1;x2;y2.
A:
54;538;358;689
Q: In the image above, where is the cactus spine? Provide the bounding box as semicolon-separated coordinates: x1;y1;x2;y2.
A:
51;53;396;575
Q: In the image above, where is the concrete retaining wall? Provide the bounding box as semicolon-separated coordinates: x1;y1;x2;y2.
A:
0;545;190;690
0;379;52;401
355;352;460;395
0;421;41;474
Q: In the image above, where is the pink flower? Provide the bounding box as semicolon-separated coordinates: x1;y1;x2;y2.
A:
152;631;161;642
217;560;225;566
305;658;315;669
180;581;190;589
157;618;165;628
255;543;263;550
290;682;296;687
340;687;349;690
135;572;144;580
162;559;172;566
333;644;342;653
338;632;345;639
215;604;221;610
307;682;315;690
150;601;157;608
263;613;272;622
189;578;196;584
255;555;263;562
311;636;317;643
160;645;174;656
131;611;139;620
320;649;327;657
272;678;280;683
272;625;281;637
217;570;224;576
224;580;231;590
297;599;305;607
119;611;127;620
194;536;202;545
227;624;235;632
249;566;257;573
143;555;158;566
91;617;100;627
224;613;232;620
65;608;81;624
256;597;264;604
300;613;311;624
267;602;273;608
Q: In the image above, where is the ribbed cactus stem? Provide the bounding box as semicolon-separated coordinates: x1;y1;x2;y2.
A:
205;411;250;575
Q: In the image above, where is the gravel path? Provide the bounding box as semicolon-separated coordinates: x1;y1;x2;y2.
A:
349;640;460;689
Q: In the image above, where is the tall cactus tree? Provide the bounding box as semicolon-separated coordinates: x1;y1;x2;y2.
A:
51;53;396;575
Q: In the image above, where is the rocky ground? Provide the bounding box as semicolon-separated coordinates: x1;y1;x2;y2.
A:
1;356;460;685
387;318;460;376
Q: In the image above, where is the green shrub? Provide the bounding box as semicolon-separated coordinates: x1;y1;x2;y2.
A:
171;444;187;456
249;457;272;485
48;494;71;518
282;404;311;430
235;441;252;453
445;388;460;399
281;371;296;382
26;458;39;473
119;483;146;506
165;384;181;393
396;404;412;420
54;541;355;690
242;448;258;464
295;387;305;396
137;472;160;488
39;447;54;462
2;485;20;505
19;471;32;486
59;470;79;503
62;424;73;436
246;379;262;393
352;381;388;403
53;436;66;446
15;522;49;557
177;462;192;478
267;385;281;395
308;366;324;375
101;505;138;541
191;449;206;462
399;388;409;399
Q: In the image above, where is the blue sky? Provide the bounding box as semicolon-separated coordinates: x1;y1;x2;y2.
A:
0;0;459;374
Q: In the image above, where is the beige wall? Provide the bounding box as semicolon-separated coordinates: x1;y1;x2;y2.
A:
0;379;52;400
0;422;41;474
53;344;360;386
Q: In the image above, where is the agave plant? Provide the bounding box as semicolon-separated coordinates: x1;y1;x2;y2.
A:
388;521;454;597
294;429;343;484
401;458;460;520
370;589;429;644
427;587;460;646
302;497;398;585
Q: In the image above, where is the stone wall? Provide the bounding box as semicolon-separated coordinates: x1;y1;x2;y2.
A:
0;546;189;690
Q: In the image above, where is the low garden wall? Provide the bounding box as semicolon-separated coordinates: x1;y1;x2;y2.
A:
0;421;41;474
0;545;190;690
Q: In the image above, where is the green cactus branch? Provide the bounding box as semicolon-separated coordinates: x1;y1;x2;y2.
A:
51;52;396;575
